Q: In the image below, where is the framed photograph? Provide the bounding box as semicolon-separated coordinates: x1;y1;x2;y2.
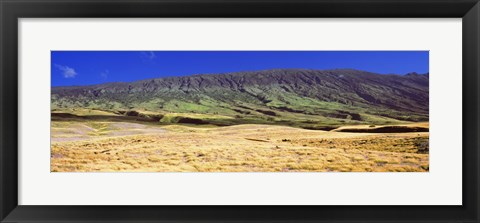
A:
1;0;478;222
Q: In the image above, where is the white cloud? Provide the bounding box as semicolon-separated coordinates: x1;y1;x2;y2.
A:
100;69;109;79
140;51;156;60
55;64;78;78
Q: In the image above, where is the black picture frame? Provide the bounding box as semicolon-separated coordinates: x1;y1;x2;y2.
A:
1;0;479;222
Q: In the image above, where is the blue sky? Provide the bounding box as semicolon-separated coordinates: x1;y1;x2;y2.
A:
51;51;429;87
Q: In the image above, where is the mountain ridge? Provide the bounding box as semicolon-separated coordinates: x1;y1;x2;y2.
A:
52;68;428;89
52;68;429;128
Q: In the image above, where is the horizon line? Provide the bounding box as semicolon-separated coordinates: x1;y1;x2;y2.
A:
51;67;428;88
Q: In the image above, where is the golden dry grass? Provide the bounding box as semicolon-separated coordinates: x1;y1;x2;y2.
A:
51;120;429;172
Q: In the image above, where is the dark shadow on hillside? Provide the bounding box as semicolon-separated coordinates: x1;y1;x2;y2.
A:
52;112;296;128
52;112;234;126
51;113;159;123
52;112;429;134
336;126;429;133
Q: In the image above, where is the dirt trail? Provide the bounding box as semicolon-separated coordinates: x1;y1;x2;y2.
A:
51;121;166;142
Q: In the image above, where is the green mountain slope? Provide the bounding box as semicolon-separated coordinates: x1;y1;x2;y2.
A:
52;69;429;128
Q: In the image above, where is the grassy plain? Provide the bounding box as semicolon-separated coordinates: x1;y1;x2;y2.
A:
51;109;428;172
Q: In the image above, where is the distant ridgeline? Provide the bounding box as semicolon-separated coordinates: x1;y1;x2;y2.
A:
51;69;429;128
